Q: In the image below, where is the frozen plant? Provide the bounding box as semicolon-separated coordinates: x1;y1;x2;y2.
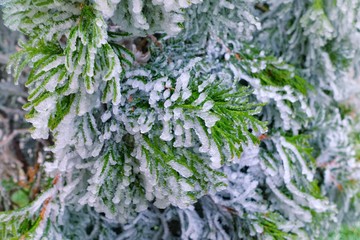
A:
0;0;360;239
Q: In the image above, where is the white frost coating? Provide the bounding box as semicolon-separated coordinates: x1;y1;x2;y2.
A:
77;90;99;116
182;89;192;101
160;121;173;141
163;111;172;121
174;124;183;136
31;96;56;136
179;179;194;192
194;120;210;153
44;72;60;92
300;6;335;48
154;80;164;92
132;0;144;14
253;223;263;234
209;140;221;169
202;100;214;112
286;182;332;213
266;178;312;222
177;72;190;90
183;119;194;130
42;56;65;72
174;134;183;147
193;92;207;106
252;83;311;133
275;139;291;184
198;74;216;92
101;111;112;122
280;137;314;182
110;0;202;36
163;89;171;99
168;160;193;178
170;91;180;102
183;128;193;147
173;108;183;120
198;112;220;128
164;99;172;108
137;114;146;125
237;145;260;166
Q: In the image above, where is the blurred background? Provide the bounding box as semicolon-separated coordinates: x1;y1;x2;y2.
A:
0;12;51;213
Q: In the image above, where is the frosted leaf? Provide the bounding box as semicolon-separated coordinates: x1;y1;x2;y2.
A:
154;198;169;209
183;128;193;147
44;72;60;92
253;223;263;234
266;178;312;222
160;121;173;141
198;74;215;92
194;120;210;153
174;124;183;136
173;108;183;120
280;137;314;182
182;89;192;101
154;80;164;92
170;91;180;102
94;0;122;19
163;89;171;99
137;114;146;125
174;135;183;147
33;96;56;113
43;56;65;72
101;111;112;123
177;72;190;90
110;0;202;36
163;111;172;121
179;179;194;192
193;93;207;106
209;140;221;169
275;140;291;184
198;112;220;128
202;100;214;112
168;160;193;178
164;99;172;108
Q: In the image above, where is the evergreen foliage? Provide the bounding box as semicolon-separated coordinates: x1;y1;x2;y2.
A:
1;0;360;239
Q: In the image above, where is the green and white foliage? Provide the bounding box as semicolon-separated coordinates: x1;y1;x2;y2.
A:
253;0;360;236
48;48;268;221
255;0;360;223
311;107;360;224
256;0;360;101
1;0;82;42
1;0;360;239
102;0;203;36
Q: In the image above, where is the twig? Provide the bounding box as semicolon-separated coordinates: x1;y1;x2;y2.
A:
0;106;25;116
0;129;29;147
